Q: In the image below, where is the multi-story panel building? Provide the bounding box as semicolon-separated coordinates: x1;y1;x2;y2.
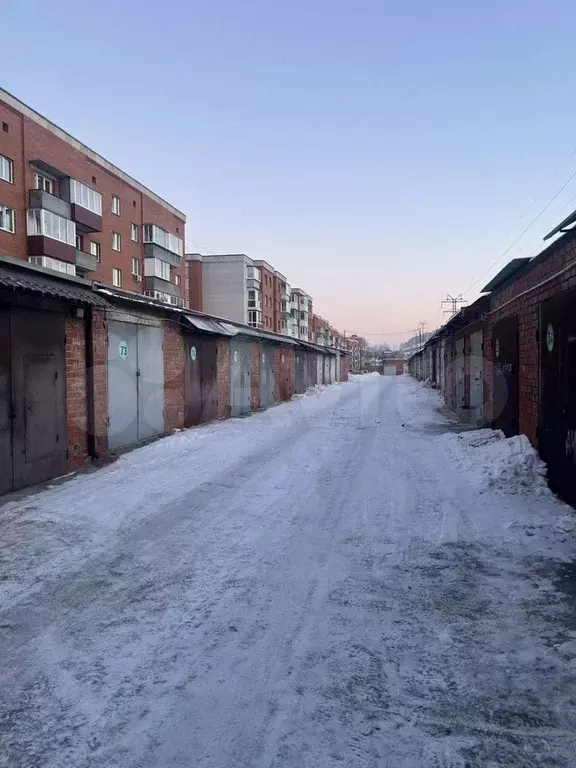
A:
199;253;265;327
0;89;186;306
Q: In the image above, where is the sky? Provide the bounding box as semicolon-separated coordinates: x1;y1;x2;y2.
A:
3;0;576;344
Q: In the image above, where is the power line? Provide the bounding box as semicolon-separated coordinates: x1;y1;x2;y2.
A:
461;163;576;298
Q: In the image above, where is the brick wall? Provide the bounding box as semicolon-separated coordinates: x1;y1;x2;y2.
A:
250;342;261;410
163;321;185;432
487;232;576;446
0;96;185;296
217;339;231;419
65;317;88;468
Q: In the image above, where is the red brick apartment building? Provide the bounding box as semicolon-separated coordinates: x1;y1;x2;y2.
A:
0;89;186;302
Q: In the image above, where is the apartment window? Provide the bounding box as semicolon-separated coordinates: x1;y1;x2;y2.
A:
144;257;170;281
69;179;102;215
112;195;121;215
0;206;15;233
112;268;122;287
131;258;140;277
35;172;54;194
75;234;84;251
90;241;101;262
27;208;75;244
174;274;180;286
300;311;305;320
130;223;139;242
0;155;13;184
112;232;121;251
2;122;8;132
247;310;260;327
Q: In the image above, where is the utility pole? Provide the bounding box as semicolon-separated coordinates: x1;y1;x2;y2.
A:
442;294;467;318
415;320;428;349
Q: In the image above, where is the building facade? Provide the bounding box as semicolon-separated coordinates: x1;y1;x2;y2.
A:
0;89;186;307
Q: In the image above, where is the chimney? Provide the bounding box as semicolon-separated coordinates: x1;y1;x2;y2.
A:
185;253;203;312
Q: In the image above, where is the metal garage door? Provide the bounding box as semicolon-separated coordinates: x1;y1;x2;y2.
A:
295;351;305;394
0;308;67;494
540;291;576;507
185;334;219;426
260;345;275;408
455;337;465;408
316;355;323;385
107;321;164;450
230;339;251;416
469;330;483;421
306;352;316;388
383;365;396;376
335;352;341;382
492;316;519;437
329;356;336;384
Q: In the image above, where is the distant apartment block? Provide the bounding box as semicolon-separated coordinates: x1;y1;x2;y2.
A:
0;89;186;307
291;288;312;341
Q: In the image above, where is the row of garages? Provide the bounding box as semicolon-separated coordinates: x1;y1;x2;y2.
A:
408;215;576;508
0;259;348;495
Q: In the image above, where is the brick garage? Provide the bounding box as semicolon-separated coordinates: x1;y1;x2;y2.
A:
485;231;576;446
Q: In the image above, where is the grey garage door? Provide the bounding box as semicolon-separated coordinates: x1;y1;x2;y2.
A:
260;345;275;409
230;339;251;417
295;352;306;394
107;321;164;450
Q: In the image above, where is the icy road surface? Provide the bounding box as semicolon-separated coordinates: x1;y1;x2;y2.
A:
1;375;576;768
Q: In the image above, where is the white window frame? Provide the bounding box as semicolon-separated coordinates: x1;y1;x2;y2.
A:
90;241;101;262
130;223;139;241
35;172;54;194
131;258;140;277
174;274;180;286
69;179;102;215
0;155;13;184
112;268;122;287
0;205;15;233
112;195;121;215
26;208;75;245
112;232;121;251
144;257;170;281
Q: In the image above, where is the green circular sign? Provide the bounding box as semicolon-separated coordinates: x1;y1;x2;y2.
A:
190;346;197;361
546;324;554;352
118;341;128;359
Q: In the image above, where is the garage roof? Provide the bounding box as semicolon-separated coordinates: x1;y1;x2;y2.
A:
183;315;235;336
0;259;109;306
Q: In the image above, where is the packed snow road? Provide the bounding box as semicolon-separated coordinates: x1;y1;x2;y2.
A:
1;375;576;768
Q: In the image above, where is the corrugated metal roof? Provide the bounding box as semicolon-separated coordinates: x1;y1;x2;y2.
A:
543;208;576;241
183;315;235;336
0;262;109;306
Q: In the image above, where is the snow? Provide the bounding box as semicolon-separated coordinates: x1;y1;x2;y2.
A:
1;375;575;768
440;429;551;496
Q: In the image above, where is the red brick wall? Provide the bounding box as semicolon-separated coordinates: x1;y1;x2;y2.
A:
274;347;295;401
217;339;231;419
65;317;88;468
487;233;576;446
91;309;108;456
0;97;185;296
251;342;261;410
260;266;275;331
187;259;203;311
163;321;185;432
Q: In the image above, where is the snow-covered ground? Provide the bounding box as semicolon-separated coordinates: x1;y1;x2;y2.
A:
1;375;575;767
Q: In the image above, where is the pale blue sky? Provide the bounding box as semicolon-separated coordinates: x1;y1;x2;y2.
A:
3;0;576;342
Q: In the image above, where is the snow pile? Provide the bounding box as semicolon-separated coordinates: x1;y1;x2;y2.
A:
440;428;551;496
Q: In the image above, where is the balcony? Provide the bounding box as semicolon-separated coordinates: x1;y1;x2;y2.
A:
246;278;261;291
29;189;71;220
143;276;179;296
144;290;186;308
248;294;263;311
75;249;99;275
27;208;76;265
60;178;103;233
143;224;183;265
